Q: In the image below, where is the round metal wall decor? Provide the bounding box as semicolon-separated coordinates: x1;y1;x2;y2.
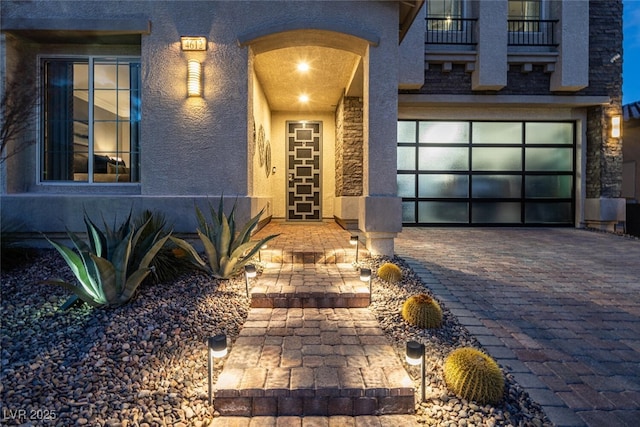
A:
257;125;265;166
264;140;271;178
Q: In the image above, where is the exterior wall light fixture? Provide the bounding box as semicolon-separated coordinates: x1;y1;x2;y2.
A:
187;59;202;97
611;115;621;138
208;334;227;405
245;264;257;297
406;340;426;402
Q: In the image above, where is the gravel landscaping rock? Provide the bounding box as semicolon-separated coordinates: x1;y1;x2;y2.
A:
1;250;552;426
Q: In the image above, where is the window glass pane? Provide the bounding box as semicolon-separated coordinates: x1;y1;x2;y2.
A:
472;202;521;223
118;64;131;89
402;202;416;222
419;174;468;198
94;63;118;89
472;175;522;198
428;0;462;18
525;202;572;224
419;121;469;144
472;122;522;144
397;121;416;143
508;0;541;20
525;176;572;198
397;175;416;197
94;90;118;120
397;147;416;170
472;147;521;171
419;202;468;223
526;123;573;144
419;147;468;170
525;148;572;171
73;64;89;89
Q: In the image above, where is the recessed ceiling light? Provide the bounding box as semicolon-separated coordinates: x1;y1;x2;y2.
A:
299;94;309;103
297;62;310;72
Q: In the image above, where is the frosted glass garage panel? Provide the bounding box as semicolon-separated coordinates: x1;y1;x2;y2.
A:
473;122;522;144
397;147;416;170
419;121;469;143
525;148;572;171
472;147;521;171
472;175;522;198
526;123;573;144
472;202;521;223
402;202;416;222
419;174;468;198
397;175;416;197
397;122;417;143
525;175;572;198
419;202;468;223
419;147;468;170
525;202;572;223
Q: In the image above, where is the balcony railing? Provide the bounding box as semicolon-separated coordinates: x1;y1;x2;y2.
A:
508;19;558;46
426;18;477;45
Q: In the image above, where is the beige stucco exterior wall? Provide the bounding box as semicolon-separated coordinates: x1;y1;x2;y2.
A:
1;1;402;251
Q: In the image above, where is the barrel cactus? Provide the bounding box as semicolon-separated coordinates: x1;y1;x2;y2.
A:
401;294;443;329
443;347;505;405
377;262;402;284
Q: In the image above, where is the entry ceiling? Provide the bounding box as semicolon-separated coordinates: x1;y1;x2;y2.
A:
253;46;362;112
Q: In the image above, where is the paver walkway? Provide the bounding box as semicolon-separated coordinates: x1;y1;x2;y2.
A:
211;222;418;426
396;228;640;427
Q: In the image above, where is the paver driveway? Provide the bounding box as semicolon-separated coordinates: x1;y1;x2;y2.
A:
396;228;640;427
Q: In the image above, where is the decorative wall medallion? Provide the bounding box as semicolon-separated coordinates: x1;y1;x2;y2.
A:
257;125;265;166
265;140;271;178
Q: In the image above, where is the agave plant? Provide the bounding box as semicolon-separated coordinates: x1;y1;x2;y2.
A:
42;212;171;309
171;198;278;279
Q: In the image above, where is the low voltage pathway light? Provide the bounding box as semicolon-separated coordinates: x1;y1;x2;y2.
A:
359;268;372;303
350;235;359;263
244;264;257;297
207;334;227;405
406;340;426;402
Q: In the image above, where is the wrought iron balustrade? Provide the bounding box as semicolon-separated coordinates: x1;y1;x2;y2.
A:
426;18;477;45
508;20;558;46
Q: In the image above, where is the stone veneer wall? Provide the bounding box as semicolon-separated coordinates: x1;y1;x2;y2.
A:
585;0;623;198
335;96;363;197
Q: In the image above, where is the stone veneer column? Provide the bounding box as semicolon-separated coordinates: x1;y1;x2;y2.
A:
334;96;363;229
584;0;624;231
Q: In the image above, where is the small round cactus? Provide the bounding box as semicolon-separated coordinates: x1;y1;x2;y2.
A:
443;347;504;405
401;294;443;329
377;262;402;284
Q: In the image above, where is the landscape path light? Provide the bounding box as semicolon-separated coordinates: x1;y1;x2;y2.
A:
208;334;227;405
244;264;257;297
350;235;359;263
406;340;426;402
360;267;372;303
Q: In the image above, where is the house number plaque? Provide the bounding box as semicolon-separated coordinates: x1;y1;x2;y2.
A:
181;37;207;51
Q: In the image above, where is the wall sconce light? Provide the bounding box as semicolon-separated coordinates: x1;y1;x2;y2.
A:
406;340;426;402
611;115;621;138
244;264;257;297
187;59;202;97
360;267;372;303
208;334;228;405
350;235;359;263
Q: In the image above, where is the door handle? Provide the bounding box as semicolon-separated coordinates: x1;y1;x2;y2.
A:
288;173;294;182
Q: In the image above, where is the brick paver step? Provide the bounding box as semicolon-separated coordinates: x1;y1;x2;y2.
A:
249;264;370;308
214;308;414;417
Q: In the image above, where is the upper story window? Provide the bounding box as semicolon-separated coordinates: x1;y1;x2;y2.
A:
427;0;464;30
508;0;542;21
41;57;140;183
508;0;556;46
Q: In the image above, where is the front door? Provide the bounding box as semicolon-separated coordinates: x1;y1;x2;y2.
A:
286;121;322;220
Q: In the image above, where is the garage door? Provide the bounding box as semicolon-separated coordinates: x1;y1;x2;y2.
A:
397;121;575;225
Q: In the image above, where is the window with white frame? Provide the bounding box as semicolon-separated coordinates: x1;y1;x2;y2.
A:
41;57;140;183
